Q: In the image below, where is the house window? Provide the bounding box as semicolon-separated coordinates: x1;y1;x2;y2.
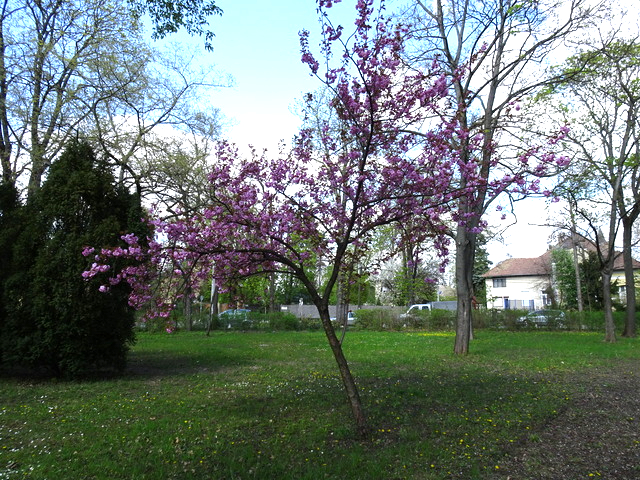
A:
542;291;551;306
492;277;506;288
619;286;626;301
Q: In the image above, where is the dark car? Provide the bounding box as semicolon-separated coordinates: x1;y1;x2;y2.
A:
219;308;251;318
517;309;566;328
219;309;252;329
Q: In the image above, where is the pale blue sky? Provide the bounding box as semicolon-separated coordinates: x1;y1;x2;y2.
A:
204;1;357;151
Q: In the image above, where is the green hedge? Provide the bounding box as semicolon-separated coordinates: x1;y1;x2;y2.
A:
142;306;638;334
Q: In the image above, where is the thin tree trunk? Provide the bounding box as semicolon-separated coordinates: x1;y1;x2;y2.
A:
0;8;12;185
622;218;637;337
206;274;218;336
268;272;276;313
184;290;192;331
602;270;617;343
569;204;584;311
318;303;368;438
336;277;348;328
571;239;584;311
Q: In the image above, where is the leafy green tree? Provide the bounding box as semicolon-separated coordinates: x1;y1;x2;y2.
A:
0;140;146;376
552;247;579;309
131;0;222;51
388;263;437;306
536;38;640;340
580;250;607;311
327;269;377;307
276;274;314;306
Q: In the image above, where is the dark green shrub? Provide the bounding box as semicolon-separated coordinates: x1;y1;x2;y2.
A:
565;310;625;332
0;140;146;377
267;312;300;330
427;309;456;330
354;308;403;330
298;317;322;331
252;312;300;331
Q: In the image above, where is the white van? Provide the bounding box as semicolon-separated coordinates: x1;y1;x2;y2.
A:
399;304;431;318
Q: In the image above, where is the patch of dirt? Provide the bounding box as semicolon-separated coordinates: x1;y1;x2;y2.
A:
488;360;640;479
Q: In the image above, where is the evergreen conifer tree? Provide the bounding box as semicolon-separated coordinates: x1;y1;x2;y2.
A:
0;140;147;376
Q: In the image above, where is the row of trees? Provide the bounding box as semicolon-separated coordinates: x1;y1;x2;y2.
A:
531;37;640;342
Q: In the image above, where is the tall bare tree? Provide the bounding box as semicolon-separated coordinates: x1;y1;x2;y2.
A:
399;0;600;353
0;0;141;196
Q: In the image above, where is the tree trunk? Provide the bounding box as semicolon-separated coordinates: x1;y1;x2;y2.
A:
184;292;192;331
318;303;368;438
622;218;637;337
571;238;584;312
405;245;418;306
268;272;276;313
335;278;348;328
206;278;218;336
454;226;475;355
0;18;11;185
569;205;584;312
602;270;617;343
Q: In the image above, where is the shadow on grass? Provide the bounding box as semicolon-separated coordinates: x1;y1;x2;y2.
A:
0;340;253;381
125;348;252;379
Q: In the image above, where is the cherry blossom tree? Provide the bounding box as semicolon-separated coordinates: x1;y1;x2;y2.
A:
83;0;567;436
86;0;466;436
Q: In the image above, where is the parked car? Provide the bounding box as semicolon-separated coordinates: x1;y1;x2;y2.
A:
331;311;356;326
399;304;431;319
516;309;566;328
219;309;252;329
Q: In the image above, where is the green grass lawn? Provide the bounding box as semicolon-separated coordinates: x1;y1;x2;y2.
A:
1;330;638;479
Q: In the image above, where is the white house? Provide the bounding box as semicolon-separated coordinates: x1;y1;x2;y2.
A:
483;252;553;310
483;240;640;310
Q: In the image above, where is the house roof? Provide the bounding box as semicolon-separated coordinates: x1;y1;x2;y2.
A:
483;244;640;278
482;252;551;278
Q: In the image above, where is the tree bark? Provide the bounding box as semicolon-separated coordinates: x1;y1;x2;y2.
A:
184;289;193;331
268;272;276;313
335;277;348;329
206;278;218;336
569;203;584;312
0;8;11;185
454;226;476;354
